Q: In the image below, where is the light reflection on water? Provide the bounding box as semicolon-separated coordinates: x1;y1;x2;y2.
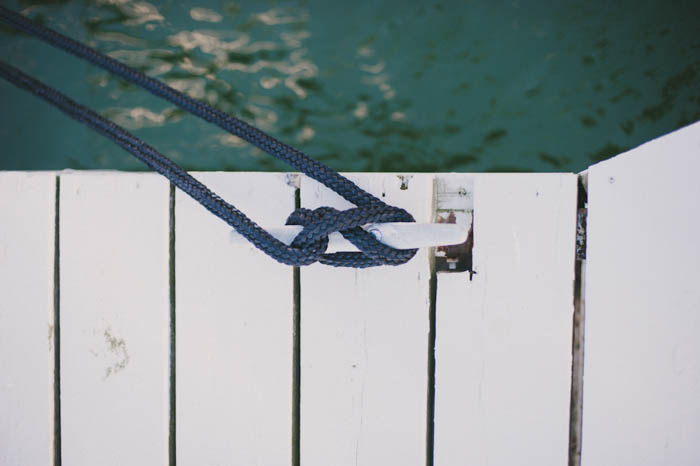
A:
0;0;698;173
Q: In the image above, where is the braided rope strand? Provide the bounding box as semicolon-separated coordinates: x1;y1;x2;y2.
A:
0;6;386;209
0;8;419;266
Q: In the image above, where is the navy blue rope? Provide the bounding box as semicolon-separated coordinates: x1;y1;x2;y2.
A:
0;7;418;267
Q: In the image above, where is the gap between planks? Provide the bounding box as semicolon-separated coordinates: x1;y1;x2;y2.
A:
425;175;440;466
568;175;587;466
168;183;176;466
292;183;301;466
53;175;62;466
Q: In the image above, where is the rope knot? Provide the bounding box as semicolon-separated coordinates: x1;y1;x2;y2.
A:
285;203;418;268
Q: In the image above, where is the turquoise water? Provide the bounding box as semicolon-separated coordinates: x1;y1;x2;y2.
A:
0;1;698;173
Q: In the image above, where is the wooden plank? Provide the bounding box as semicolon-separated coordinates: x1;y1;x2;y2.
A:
300;173;433;466
582;122;700;465
0;172;56;466
434;173;577;466
60;172;169;465
176;172;296;465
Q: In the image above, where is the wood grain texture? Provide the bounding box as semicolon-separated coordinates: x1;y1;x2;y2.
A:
176;172;295;466
300;173;433;466
59;172;169;465
582;122;700;466
434;173;577;466
0;172;56;466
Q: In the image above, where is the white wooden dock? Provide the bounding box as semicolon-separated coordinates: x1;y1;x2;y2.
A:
1;121;699;465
